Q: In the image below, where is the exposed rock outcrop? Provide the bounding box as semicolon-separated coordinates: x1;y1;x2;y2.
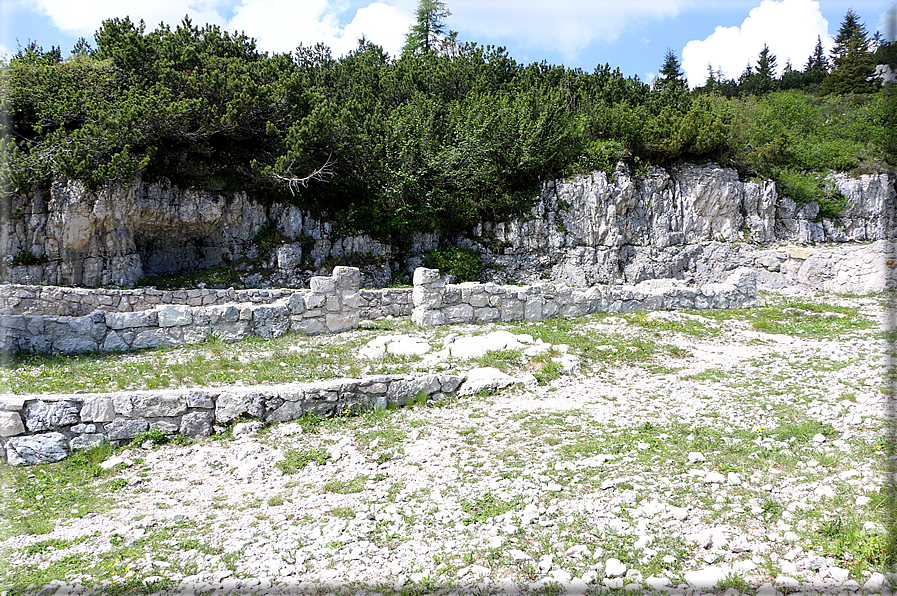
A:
1;164;893;292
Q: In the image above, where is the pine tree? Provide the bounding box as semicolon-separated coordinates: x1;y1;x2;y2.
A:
654;48;686;91
402;0;452;55
804;35;828;73
821;9;876;94
755;44;778;79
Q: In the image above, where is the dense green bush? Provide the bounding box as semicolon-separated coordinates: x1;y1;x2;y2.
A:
422;245;482;281
1;16;894;243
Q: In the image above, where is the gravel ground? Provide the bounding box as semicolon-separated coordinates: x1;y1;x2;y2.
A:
1;287;896;596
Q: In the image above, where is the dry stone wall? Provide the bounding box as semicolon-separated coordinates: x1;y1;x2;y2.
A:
410;267;758;327
0;267;364;354
0;373;464;465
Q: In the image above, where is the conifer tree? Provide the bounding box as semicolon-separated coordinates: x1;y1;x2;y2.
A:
804;35;829;73
654;48;687;91
755;44;778;79
821;9;876;94
402;0;452;55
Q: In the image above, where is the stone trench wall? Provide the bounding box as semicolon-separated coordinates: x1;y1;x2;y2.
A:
0;374;464;465
409;267;758;327
0;266;760;465
0;282;414;320
0;267;365;354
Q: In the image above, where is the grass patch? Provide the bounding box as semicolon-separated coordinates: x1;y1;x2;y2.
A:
276;448;332;474
0;444;117;540
323;475;369;494
460;491;519;525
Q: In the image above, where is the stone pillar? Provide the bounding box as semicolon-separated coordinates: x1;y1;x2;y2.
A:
411;267;447;327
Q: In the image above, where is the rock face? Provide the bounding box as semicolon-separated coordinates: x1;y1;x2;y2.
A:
474;164;895;287
1;164;893;290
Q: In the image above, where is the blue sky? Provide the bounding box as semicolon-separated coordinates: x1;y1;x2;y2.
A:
1;0;895;87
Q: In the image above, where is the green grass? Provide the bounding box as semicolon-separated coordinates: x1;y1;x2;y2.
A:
323;475;369;494
0;443;118;540
276;448;332;474
460;491;519;525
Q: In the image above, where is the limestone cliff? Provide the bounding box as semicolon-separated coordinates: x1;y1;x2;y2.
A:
1;164;893;291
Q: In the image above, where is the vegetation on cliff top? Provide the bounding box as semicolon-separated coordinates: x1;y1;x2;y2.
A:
0;9;894;244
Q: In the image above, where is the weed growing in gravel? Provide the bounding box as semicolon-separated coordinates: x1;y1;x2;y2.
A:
460;491;519;524
324;475;369;494
702;300;874;338
0;444;117;539
276;448;332;473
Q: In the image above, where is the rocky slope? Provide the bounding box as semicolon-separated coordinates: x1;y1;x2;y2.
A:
1;165;893;290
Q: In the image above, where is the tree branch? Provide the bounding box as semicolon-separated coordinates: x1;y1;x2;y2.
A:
269;155;335;196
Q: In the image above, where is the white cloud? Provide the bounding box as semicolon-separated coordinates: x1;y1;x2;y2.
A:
681;0;831;88
29;0;229;36
449;0;692;63
229;0;412;57
27;0;414;58
338;3;413;56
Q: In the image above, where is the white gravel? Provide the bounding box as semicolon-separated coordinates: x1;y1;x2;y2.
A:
2;288;896;596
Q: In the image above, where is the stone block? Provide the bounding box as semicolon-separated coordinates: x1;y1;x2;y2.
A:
0;315;27;331
386;375;441;407
411;308;446;327
265;400;305;423
217;321;251;342
131;394;188;418
0;412;25;437
501;299;525;322
180;411;214;438
473;307;500;324
66;315;94;336
71;423;96;434
292;317;327;336
341;292;361;309
106;418;148;441
157;305;193;327
81;397;115;423
305;294;325;309
333;266;361;291
252;304;290;338
131;328;169;350
413;267;443;286
113;394;134;417
287;293;305;315
149;420;179;434
186;390;215;409
54;338;99;354
325;295;341;312
444;303;474;323
467;293;489;308
443;286;461;305
70;434;106;451
439;375;464;393
6;433;68;465
326;312;359;333
310;276;337;293
215;392;265;424
105;310;158;330
102;331;129;352
524;298;543;321
182;325;210;344
23;400;81;431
